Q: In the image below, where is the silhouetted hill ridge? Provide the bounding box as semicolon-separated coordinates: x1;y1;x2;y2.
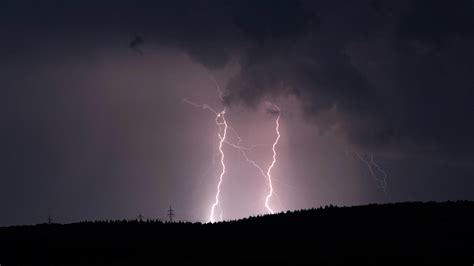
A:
1;201;473;265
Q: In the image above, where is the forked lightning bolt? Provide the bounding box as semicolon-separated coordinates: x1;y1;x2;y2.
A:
226;126;268;181
182;98;228;222
183;78;283;220
226;111;282;214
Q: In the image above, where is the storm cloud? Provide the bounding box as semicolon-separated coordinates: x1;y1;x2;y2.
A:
1;0;474;225
3;0;473;159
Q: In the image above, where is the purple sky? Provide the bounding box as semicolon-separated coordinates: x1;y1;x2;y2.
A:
1;0;474;225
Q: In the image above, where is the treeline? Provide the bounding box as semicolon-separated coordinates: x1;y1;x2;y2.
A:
1;200;473;265
60;200;474;225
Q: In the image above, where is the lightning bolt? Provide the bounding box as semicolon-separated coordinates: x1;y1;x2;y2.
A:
265;104;281;214
226;126;268;182
223;104;282;214
369;154;388;197
347;151;389;198
183;75;284;220
209;109;228;223
182;98;228;222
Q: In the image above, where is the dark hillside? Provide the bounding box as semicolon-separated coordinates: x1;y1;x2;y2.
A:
1;201;473;265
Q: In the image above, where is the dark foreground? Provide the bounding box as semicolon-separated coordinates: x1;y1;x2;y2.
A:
1;201;474;265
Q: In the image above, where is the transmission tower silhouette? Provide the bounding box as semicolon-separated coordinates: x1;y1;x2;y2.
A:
167;206;175;223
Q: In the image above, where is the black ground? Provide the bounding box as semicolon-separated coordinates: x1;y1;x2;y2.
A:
1;201;473;265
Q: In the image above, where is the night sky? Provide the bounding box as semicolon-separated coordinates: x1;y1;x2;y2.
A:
1;0;474;225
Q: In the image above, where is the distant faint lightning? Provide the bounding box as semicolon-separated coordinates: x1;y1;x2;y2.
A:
347;151;388;198
369;154;388;197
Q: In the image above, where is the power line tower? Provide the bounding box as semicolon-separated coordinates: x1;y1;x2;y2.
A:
167;206;175;223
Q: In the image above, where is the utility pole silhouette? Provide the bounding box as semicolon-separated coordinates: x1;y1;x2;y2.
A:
137;214;143;222
167;206;175;223
47;215;52;224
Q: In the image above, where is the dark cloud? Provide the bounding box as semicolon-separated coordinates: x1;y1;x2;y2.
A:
2;0;473;155
219;0;474;159
130;36;144;54
220;0;396;150
233;0;318;43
